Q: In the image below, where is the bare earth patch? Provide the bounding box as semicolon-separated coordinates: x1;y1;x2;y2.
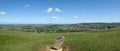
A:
63;44;73;51
36;44;73;51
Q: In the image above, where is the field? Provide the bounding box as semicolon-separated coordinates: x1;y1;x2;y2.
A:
0;28;120;51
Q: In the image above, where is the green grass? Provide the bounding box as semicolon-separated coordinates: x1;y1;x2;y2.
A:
0;28;120;51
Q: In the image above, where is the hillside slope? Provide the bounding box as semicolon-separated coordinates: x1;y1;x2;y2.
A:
0;28;120;51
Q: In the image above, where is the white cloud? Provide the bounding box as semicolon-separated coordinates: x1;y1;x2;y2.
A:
74;16;80;19
47;7;53;13
55;8;62;12
24;4;31;8
46;7;62;13
51;16;59;19
0;11;7;15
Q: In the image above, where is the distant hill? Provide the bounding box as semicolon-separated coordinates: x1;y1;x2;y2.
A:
0;23;120;33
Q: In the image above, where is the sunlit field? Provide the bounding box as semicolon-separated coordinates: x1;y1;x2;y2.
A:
0;27;120;51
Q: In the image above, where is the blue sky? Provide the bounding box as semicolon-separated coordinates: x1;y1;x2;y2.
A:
0;0;120;24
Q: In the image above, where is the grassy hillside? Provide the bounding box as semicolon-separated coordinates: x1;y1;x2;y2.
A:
0;28;120;51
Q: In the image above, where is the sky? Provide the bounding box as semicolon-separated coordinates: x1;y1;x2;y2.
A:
0;0;120;24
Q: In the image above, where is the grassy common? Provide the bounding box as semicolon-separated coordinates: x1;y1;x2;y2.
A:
0;28;120;51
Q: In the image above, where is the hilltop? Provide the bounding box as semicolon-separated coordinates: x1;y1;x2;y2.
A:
0;27;120;51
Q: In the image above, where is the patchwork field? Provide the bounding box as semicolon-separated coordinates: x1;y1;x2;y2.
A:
0;28;120;51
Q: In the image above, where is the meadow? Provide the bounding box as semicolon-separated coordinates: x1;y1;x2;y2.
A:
0;27;120;51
